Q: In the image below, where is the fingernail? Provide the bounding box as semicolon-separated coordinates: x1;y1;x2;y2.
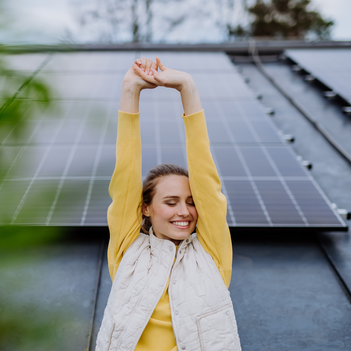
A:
137;60;141;64
142;68;145;72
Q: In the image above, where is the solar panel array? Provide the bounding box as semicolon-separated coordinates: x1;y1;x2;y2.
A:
286;49;351;104
0;51;346;228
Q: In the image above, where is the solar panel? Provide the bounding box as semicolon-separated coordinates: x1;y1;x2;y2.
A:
286;49;351;104
0;51;346;229
3;53;49;72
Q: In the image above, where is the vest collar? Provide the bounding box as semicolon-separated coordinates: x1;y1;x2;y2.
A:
148;226;196;256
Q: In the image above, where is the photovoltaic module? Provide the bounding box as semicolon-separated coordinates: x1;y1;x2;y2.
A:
0;51;346;229
286;49;351;104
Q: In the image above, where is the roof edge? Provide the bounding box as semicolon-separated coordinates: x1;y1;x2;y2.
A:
2;40;351;54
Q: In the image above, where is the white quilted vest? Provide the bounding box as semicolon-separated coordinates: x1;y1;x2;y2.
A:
95;228;241;351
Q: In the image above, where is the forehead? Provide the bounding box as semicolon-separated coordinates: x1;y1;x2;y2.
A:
154;175;191;197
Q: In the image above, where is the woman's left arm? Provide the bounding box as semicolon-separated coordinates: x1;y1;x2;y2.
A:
181;84;233;289
135;60;233;288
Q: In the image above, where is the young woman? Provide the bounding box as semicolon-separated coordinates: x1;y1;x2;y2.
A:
95;57;241;351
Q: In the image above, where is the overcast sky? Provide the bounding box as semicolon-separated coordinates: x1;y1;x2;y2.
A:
2;0;351;44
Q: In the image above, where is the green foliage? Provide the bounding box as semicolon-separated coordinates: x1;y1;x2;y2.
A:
0;21;66;349
228;0;334;40
0;226;61;254
0;237;78;351
0;53;56;184
227;24;249;39
0;57;59;240
0;299;72;351
0;66;53;139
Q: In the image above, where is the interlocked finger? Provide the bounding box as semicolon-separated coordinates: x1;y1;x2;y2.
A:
150;61;158;76
139;57;147;72
145;59;154;75
156;57;166;72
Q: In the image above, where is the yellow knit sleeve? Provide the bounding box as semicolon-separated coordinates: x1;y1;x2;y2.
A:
107;110;143;281
183;110;233;288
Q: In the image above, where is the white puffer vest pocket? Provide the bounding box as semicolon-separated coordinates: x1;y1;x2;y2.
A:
197;305;240;351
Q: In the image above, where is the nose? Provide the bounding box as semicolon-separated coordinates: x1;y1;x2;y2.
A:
177;202;190;217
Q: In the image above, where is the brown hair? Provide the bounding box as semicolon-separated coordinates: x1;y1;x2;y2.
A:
140;164;188;234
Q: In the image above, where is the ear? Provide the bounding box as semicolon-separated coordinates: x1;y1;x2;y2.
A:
142;203;150;217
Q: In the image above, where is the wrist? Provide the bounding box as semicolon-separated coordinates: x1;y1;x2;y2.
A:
179;74;196;93
120;81;141;113
179;75;202;116
122;80;142;94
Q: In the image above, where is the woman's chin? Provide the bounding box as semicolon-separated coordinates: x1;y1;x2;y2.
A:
153;224;195;243
168;227;194;242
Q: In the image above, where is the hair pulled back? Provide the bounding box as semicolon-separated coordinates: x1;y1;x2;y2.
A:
140;164;188;234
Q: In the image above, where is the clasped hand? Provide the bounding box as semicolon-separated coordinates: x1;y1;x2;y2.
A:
123;57;193;92
121;56;202;116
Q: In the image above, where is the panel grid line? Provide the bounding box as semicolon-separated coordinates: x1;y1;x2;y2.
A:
11;110;69;224
173;100;188;168
5;175;313;182
45;101;93;225
80;102;114;225
211;147;236;226
0;51;345;229
0;101;41;192
14;222;342;227
153;99;162;165
236;101;309;226
260;146;309;226
1;102;33;145
203;74;237;225
210;100;240;225
9;72;90;224
210;82;272;225
284;146;346;226
212;98;273;225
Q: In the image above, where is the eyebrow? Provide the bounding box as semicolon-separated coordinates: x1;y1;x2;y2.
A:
162;195;193;200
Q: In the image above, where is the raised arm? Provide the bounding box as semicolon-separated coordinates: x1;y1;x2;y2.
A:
134;58;233;287
107;58;157;281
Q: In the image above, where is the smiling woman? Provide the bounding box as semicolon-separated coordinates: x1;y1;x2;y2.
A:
95;57;241;351
141;165;198;244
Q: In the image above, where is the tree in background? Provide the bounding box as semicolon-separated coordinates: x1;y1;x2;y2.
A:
228;0;334;40
67;0;334;43
68;0;189;43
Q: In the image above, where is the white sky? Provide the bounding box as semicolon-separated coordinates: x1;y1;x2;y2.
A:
313;0;351;40
1;0;350;44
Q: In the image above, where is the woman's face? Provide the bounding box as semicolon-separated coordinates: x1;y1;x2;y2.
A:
143;175;198;245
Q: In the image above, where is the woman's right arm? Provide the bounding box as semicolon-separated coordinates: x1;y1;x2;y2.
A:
135;60;232;287
107;59;157;281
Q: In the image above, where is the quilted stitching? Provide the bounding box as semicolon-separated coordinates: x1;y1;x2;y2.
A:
95;229;241;351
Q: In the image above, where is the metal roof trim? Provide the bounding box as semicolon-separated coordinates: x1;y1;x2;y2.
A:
2;40;351;54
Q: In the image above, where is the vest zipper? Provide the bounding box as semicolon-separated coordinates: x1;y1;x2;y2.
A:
128;243;176;351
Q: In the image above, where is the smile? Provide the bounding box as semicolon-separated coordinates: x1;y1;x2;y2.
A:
170;221;191;228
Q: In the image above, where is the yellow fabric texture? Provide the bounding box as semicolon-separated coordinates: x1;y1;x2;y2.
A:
135;251;177;351
107;109;233;351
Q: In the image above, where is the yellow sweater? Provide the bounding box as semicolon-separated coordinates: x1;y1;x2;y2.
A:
107;109;233;351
